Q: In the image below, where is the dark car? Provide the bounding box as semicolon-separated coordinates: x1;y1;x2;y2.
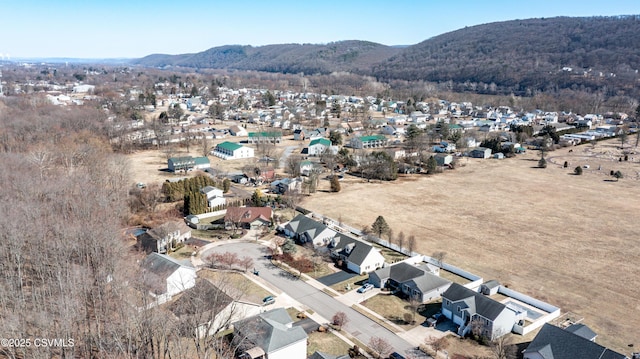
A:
389;352;406;359
262;295;275;305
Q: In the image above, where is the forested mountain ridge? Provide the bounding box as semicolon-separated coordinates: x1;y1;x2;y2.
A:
132;40;401;75
133;16;640;96
373;15;640;95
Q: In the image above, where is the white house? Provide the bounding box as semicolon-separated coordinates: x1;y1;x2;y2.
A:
200;186;225;207
235;308;308;359
228;125;248;137
307;138;332;156
140;253;197;304
212;141;255;160
329;234;385;274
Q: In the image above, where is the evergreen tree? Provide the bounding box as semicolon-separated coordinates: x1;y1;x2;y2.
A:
371;216;390;238
251;189;264;207
426;156;438;174
222;178;231;193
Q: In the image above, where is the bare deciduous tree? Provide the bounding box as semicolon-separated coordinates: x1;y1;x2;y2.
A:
368;336;392;358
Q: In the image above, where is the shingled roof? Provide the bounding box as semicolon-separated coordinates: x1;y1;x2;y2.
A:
234;308;307;354
524;323;627;359
442;283;507;321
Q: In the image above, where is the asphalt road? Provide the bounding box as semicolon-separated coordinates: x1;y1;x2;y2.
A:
279;145;299;169
202;242;416;356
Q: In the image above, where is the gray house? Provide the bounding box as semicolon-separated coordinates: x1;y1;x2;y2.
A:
523;323;628;359
234;308;308;359
469;147;492;159
441;283;523;340
282;214;337;247
369;262;451;303
168;156;195;172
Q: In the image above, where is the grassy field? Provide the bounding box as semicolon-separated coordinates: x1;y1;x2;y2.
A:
301;139;640;354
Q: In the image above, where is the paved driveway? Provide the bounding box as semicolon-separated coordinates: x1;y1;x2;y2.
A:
202;242;417;356
317;270;357;287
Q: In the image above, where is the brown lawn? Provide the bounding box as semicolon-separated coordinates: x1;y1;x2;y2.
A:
301;139;640;354
126;135;640;353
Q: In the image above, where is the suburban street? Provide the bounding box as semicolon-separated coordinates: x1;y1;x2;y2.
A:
201;241;418;356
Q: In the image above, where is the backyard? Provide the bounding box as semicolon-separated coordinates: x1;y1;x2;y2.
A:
302;138;640;353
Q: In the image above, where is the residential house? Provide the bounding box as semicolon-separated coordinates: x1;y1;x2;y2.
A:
328;234;385;274
247;131;282;144
293;128;307;141
565;323;598;341
232;173;250;184
140;252;197;303
212;141;255;160
138;221;192;254
224;207;273;230
523;323;628;359
470;147;492;159
200;186;225;208
348;135;387;149
308;138;332;156
168;156;195;172
168;279;262;338
299;160;316;176
229;125;248;137
234;308;308;359
282;214;337;247
441;283;524;340
270;178;302;195
369;262;452;303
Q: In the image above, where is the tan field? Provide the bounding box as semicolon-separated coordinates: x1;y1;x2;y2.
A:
127;136;640;353
301;140;640;354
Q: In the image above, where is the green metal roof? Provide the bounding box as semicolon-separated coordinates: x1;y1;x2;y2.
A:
193;156;210;165
248;131;282;138
216;141;243;151
309;138;331;147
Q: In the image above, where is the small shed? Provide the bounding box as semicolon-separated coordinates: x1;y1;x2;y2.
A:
435;153;453;166
480;280;500;296
493;152;504;159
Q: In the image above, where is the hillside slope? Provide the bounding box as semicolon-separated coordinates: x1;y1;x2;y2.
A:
133;16;640;96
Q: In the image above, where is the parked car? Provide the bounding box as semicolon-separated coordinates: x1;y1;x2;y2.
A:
357;283;374;293
389;352;406;359
262;295;275;305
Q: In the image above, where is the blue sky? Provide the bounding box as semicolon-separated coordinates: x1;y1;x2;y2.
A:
1;0;638;59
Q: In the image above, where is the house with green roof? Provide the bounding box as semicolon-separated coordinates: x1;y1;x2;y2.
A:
348;134;388;149
212;141;254;160
193;156;210;170
247;131;282;144
308;137;333;156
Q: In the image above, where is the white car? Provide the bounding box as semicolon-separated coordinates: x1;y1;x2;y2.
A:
357;283;374;293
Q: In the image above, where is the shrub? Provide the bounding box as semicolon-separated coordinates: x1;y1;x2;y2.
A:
538;158;547;168
574;166;583;175
563;161;568;168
